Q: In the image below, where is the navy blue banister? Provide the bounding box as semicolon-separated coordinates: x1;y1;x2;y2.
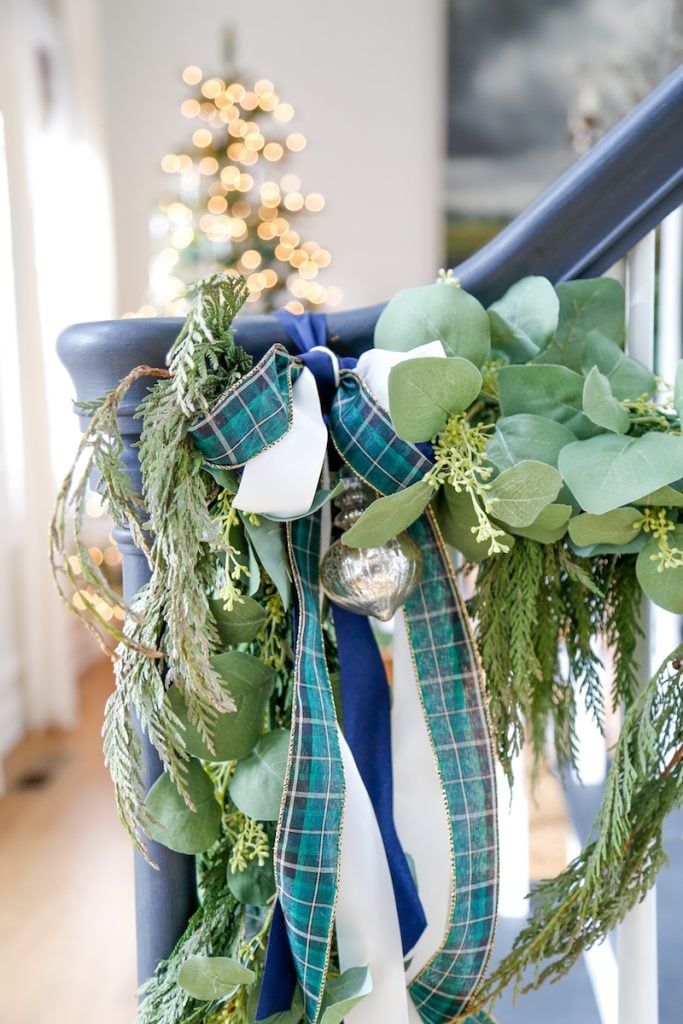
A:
56;61;683;989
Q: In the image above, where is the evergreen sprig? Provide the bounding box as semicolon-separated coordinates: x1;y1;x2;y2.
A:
472;643;683;1011
52;273;254;855
137;843;242;1024
104;275;252;853
166;273;252;416
603;555;644;707
471;540;642;780
136;377;234;742
103;583;189;852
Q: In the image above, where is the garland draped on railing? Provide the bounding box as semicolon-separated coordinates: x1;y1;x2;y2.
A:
51;272;683;1024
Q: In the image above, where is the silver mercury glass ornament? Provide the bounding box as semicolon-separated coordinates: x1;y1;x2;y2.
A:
319;473;424;621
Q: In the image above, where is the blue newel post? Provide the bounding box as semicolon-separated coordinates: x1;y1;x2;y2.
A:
58;320;197;986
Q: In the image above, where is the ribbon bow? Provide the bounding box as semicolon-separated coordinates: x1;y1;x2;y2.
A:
190;314;498;1024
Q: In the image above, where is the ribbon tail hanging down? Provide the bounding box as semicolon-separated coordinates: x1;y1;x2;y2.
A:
273;511;345;1024
272;309;428;958
188;334;499;1024
280;513;416;1024
332;605;427;955
330;370;499;1024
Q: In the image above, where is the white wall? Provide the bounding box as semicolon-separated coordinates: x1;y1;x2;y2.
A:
96;0;446;314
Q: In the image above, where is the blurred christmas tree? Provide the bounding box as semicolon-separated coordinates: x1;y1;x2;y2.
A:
147;64;341;316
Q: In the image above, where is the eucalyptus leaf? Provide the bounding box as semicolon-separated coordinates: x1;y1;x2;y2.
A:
229;729;290;821
537;278;625;368
374;283;490;366
583;366;630;433
568;507;642;547
169;651;274;762
558;433;683;514
569;535;648;557
509;503;572;543
178;955;254;1001
582;331;655;401
241;514;291;609
210;595;266;645
247;542;262;596
263;483;344;522
145;759;222;854
342;481;434;548
435;485;513;561
675;359;683;423
497;364;601;439
636;526;683;613
320;966;373;1024
485;460;562;527
226;850;276;906
635;485;683;508
387;356;482;441
204;466;241;494
488;276;559;362
486;414;577;471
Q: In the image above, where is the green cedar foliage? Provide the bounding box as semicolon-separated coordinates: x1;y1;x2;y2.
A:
52;274;254;856
471;540;644;780
137;844;242;1024
474;642;683;1010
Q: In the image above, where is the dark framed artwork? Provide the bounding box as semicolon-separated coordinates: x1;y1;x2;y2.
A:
446;0;683;265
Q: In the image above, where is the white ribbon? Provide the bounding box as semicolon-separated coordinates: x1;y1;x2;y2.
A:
392;610;453;981
232;340;446;519
336;731;412;1023
336;612;455;1022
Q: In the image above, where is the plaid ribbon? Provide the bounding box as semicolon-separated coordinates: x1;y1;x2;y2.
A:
189;350;498;1024
191;346;300;467
331;372;498;1023
278;511;345;1023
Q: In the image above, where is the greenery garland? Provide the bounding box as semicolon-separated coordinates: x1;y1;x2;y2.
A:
51;271;683;1022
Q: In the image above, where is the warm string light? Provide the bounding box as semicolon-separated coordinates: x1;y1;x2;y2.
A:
70;507;126;623
149;67;343;314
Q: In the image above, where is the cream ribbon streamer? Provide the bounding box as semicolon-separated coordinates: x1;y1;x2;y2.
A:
336;731;413;1023
392;610;453;982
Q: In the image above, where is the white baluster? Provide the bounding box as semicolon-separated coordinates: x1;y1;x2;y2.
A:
658;206;682;374
617;230;659;1024
654;206;683;674
496;753;529;920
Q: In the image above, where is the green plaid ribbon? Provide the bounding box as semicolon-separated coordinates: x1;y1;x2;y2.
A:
189;351;498;1024
191;346;300;467
281;511;345;1023
331;372;498;1023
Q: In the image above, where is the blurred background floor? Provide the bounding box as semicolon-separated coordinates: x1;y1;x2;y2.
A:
0;660;136;1024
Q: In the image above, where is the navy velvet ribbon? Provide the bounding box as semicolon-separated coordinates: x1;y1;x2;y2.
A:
332;605;427;952
256;311;427;1020
274;309;357;417
274;308;433;458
